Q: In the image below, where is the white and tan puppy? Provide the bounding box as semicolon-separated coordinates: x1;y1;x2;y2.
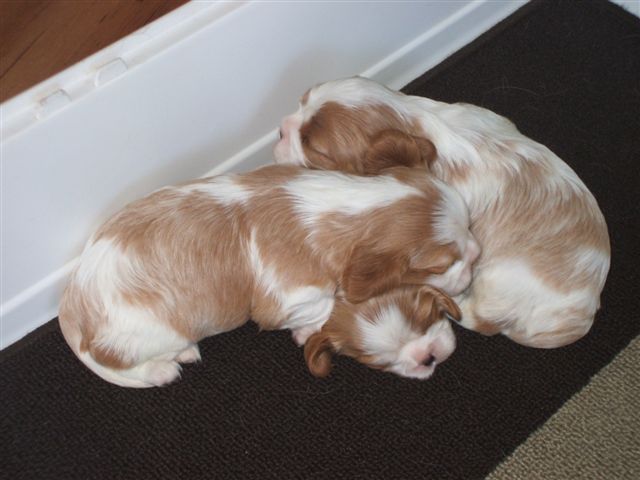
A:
274;76;610;348
59;161;478;388
306;286;460;380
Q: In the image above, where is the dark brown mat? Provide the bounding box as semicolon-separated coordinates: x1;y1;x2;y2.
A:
2;1;639;479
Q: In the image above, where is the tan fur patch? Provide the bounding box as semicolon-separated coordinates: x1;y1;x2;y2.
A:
299;102;429;174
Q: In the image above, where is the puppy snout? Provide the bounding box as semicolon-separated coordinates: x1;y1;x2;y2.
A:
283;114;303;133
422;355;436;367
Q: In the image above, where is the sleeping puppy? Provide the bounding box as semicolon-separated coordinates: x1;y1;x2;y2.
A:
274;76;610;348
306;286;460;380
59;160;478;388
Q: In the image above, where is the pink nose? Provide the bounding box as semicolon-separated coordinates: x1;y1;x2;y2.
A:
280;115;302;140
422;355;436;366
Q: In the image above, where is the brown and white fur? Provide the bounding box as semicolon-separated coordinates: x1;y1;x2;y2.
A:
306;286;460;380
274;76;610;349
59;162;478;387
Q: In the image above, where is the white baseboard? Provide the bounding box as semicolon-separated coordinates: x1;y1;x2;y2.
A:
0;0;525;349
612;0;640;18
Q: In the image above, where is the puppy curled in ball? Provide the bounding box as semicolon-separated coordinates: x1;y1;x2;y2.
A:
275;76;610;349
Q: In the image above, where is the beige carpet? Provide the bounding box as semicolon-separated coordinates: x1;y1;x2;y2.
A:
488;335;640;479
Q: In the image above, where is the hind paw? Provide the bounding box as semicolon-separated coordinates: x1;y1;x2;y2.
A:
144;360;182;387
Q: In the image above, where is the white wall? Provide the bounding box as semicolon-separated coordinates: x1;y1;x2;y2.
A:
0;0;525;348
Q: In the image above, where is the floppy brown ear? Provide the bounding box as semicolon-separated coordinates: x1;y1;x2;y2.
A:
304;331;334;378
414;287;462;322
434;289;462;321
303;144;339;171
342;248;408;304
364;129;437;172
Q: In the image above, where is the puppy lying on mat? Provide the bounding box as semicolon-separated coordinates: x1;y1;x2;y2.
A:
275;76;610;348
60;160;478;387
305;286;460;380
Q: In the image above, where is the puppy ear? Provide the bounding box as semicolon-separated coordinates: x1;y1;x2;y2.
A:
342;248;408;304
434;289;462;321
304;331;334;378
414;136;438;168
364;130;437;172
414;287;462;322
303;145;339;171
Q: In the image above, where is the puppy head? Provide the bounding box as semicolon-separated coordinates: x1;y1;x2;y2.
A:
339;180;480;302
274;77;433;174
304;286;459;379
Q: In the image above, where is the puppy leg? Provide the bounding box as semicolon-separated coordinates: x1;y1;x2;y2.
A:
456;259;597;348
455;294;505;336
502;305;594;348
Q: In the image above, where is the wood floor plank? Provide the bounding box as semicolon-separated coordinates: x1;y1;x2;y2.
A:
0;0;187;103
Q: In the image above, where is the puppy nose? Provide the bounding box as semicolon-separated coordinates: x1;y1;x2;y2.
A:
422;355;436;367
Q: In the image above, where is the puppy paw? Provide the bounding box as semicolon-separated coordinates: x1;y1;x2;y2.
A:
175;344;201;364
144;360;182;387
292;325;322;346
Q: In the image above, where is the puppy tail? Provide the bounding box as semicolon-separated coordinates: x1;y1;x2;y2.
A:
58;284;156;389
78;348;156;389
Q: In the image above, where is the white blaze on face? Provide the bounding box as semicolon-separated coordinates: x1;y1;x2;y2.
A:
357;305;456;380
274;112;306;165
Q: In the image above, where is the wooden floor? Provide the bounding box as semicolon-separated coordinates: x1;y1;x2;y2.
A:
0;0;187;103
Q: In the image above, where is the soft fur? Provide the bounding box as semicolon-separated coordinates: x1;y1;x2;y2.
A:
305;286;460;380
59;162;477;387
274;76;610;348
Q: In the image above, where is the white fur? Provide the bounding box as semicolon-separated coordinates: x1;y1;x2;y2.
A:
425;182;480;296
70;238;192;387
431;180;471;249
284;170;423;226
394;320;455;379
571;246;610;290
275;114;305;165
427;257;471;297
248;230;335;341
357;306;455;380
183;175;252;205
305;77;412;117
456;259;600;347
358;304;417;363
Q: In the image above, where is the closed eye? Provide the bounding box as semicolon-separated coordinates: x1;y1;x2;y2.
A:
427;258;458;275
302;138;333;162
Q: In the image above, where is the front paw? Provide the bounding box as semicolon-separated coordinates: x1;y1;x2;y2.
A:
291;325;322;346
